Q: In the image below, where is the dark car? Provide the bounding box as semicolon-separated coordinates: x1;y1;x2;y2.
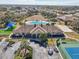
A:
48;48;53;56
40;43;47;48
62;42;67;44
54;48;59;53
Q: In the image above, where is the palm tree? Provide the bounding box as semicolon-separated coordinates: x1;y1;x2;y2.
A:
46;23;50;32
39;33;48;46
56;38;65;47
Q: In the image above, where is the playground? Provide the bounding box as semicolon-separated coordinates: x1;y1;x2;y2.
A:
0;22;16;36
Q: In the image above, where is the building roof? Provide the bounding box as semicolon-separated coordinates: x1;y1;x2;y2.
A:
57;14;75;21
13;25;63;34
13;25;34;33
26;15;48;21
30;25;47;34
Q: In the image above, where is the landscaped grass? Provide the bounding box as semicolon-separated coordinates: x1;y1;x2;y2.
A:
48;38;56;45
0;30;12;35
14;56;23;59
19;39;28;43
0;25;16;36
65;32;79;39
61;38;79;44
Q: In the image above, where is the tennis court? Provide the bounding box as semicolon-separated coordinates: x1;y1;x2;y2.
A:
66;47;79;59
59;44;79;59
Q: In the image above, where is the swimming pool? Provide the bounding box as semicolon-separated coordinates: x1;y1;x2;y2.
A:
25;21;49;25
66;47;79;59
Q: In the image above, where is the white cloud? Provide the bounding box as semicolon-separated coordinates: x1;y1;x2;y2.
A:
0;0;36;4
0;0;79;5
35;0;79;5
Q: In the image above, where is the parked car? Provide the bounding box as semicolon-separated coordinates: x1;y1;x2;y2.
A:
48;47;53;56
54;48;59;53
62;42;67;44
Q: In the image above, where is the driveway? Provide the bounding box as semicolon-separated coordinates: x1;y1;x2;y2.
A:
29;42;61;59
29;42;48;59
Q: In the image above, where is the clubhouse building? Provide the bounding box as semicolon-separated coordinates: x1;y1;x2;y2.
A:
11;15;65;39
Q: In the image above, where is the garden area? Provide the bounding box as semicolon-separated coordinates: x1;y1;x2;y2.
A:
48;38;56;46
14;39;33;59
5;39;16;46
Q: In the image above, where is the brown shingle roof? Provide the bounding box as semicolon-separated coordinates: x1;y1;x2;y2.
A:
13;25;63;34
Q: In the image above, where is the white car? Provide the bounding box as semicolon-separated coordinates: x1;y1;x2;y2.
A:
48;47;53;56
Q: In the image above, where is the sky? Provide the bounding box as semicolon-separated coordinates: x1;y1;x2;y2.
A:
0;0;79;5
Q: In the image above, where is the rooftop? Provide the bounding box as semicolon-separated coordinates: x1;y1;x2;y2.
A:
13;25;63;34
57;14;75;21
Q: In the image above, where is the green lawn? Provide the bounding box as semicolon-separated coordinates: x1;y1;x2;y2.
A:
0;30;12;36
65;32;79;39
0;25;16;36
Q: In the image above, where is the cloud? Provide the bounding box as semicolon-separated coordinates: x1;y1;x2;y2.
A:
0;0;35;4
0;0;79;5
35;0;79;5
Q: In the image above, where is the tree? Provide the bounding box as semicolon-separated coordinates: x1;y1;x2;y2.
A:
50;18;57;22
39;33;48;46
56;38;65;47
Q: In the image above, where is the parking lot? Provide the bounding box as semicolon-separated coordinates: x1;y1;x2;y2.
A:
0;39;21;59
29;42;61;59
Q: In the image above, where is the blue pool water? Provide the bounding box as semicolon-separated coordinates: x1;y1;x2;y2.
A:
66;47;79;59
31;21;48;25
